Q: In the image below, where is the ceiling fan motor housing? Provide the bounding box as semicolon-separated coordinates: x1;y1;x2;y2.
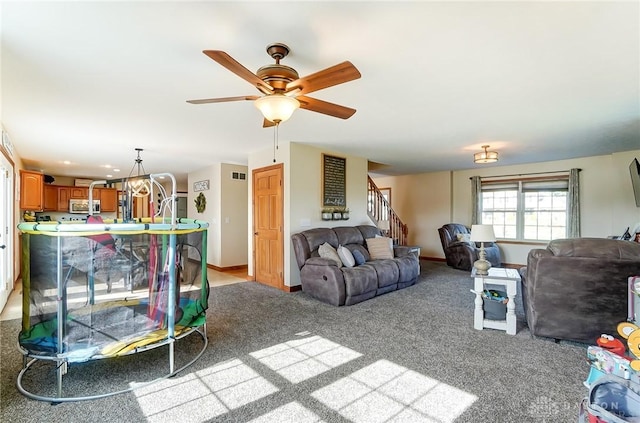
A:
256;64;299;91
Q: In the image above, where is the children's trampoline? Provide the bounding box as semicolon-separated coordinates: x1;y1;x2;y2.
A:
16;173;210;402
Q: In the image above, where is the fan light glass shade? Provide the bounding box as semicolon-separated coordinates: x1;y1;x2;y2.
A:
254;94;300;123
470;224;496;242
474;145;499;164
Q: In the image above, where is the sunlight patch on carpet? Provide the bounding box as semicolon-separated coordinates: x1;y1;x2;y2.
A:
130;335;476;423
131;358;278;422
250;335;363;383
247;401;323;423
311;359;478;423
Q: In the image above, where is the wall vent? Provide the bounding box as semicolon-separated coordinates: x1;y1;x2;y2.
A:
231;171;246;180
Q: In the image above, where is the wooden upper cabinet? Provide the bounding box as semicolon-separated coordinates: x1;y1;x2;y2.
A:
57;187;70;211
20;170;44;211
70;187;88;199
99;188;117;212
43;185;59;211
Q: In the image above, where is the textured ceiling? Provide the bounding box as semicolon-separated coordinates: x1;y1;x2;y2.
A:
2;1;638;185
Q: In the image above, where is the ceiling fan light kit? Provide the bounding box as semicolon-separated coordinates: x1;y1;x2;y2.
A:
187;42;361;126
474;145;499;164
254;94;300;123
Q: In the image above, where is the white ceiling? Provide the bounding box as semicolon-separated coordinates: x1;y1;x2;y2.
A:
2;1;639;185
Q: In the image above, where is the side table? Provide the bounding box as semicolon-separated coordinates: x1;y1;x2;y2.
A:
471;267;521;335
406;246;420;258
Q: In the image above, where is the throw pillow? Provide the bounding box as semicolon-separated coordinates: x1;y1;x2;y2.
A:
366;237;394;260
456;233;473;244
352;249;366;266
337;245;356;268
318;242;342;267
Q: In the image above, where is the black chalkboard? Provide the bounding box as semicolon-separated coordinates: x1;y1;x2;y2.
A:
322;154;346;207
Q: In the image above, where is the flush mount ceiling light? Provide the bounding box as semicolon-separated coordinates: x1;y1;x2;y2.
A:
474;145;499;164
254;93;300;124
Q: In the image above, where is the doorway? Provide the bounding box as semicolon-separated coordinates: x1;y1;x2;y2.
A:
0;148;15;312
252;163;284;290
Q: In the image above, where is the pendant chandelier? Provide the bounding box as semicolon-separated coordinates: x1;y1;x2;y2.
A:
127;148;151;197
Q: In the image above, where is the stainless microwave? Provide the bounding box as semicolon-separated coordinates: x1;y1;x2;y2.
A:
69;199;100;214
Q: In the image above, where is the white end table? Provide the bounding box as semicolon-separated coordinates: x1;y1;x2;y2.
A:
471;267;521;335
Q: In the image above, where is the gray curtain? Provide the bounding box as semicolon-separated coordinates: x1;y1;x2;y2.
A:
471;176;482;224
568;168;581;238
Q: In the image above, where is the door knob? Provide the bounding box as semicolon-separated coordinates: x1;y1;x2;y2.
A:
0;245;5;249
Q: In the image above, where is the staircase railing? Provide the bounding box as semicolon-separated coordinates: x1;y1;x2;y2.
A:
367;175;408;245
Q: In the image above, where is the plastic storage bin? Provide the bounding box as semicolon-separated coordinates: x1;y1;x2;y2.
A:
483;289;507;320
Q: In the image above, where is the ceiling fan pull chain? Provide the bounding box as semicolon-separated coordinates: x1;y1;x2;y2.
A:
273;125;277;163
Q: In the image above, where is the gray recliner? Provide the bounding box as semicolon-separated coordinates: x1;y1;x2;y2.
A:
438;223;501;271
520;238;640;344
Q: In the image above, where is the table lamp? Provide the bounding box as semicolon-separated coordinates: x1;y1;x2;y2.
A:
377;219;390;237
470;224;496;275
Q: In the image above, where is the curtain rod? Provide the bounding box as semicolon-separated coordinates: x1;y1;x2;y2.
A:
469;169;581;180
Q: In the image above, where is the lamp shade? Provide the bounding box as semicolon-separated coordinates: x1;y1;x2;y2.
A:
254;94;300;123
470;224;496;242
377;220;390;231
474;145;499;164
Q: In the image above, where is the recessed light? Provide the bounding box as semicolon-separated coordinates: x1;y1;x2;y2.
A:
63;160;71;165
106;174;113;178
113;168;120;172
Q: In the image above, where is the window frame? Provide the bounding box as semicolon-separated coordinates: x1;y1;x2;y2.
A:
479;175;570;242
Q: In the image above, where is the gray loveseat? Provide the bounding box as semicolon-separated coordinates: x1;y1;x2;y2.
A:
520;238;640;344
291;225;420;306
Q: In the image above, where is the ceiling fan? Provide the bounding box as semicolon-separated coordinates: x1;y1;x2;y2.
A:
187;43;361;127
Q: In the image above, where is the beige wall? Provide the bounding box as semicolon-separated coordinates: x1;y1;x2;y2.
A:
374;150;640;266
248;141;371;287
188;165;220;265
219;163;248;267
374;171;452;258
188;163;248;268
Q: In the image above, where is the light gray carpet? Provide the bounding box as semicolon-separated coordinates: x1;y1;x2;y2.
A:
1;261;590;422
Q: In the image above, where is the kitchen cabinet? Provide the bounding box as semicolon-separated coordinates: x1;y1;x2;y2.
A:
20;170;44;211
57;187;70;212
99;188;117;212
70;187;88;199
43;185;59;211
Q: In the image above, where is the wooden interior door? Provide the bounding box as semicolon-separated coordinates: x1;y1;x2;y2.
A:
252;164;283;290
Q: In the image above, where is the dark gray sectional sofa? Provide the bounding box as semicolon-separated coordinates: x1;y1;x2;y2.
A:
291;225;420;306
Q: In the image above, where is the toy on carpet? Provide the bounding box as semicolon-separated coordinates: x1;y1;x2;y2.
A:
618;322;640;371
597;333;626;357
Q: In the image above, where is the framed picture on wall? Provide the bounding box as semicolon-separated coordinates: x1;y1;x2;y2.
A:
193;180;209;192
322;154;346;207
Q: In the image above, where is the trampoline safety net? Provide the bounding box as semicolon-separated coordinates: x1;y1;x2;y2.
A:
19;226;209;363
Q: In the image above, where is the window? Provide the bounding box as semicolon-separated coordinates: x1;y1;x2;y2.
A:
480;178;569;241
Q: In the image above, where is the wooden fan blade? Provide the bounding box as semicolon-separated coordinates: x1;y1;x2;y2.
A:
203;50;273;94
286;61;361;96
187;95;259;104
297;95;356;119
